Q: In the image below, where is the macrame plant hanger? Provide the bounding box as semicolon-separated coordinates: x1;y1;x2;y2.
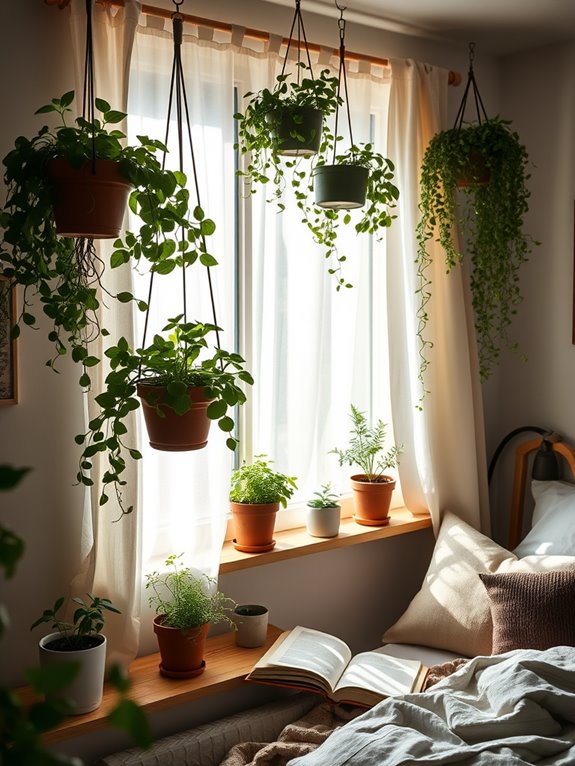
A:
453;42;488;129
332;3;354;164
140;0;221;362
280;0;315;93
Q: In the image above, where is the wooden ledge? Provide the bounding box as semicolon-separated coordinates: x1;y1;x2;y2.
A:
219;508;432;573
17;625;284;745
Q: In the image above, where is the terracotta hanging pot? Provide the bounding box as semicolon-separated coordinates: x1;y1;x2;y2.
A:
456;150;490;187
46;158;132;238
137;384;214;452
313;164;369;209
229;502;280;553
267;106;324;157
153;616;209;678
350;474;395;526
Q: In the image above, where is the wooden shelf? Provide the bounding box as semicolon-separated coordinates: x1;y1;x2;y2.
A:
16;625;283;745
219;508;432;573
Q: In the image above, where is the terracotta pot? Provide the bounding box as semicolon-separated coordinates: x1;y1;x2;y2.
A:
230;501;280;553
456;150;490;187
267;106;324;157
38;632;106;714
153;615;209;678
313;164;369;210
350;474;395;526
46;158;132;238
137;384;213;452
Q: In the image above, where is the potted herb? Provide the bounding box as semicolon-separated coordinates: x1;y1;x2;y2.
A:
30;593;121;714
301;143;399;288
332;405;401;526
229;456;298;552
146;553;236;678
416;116;536;383
76;315;253;515
306;482;341;538
234;65;340;203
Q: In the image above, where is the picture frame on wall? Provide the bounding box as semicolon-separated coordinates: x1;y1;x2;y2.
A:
0;277;18;405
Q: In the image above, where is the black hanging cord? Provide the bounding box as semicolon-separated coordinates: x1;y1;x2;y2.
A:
332;3;354;164
453;42;488;130
280;0;314;82
141;0;222;355
82;0;97;172
487;425;548;484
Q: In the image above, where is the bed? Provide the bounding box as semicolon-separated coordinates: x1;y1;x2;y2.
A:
99;436;575;766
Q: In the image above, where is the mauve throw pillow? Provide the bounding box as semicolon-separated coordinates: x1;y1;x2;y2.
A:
479;570;575;654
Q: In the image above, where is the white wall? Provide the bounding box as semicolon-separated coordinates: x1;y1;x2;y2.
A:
0;1;505;757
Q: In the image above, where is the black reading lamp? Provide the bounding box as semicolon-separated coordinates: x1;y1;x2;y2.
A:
488;425;561;485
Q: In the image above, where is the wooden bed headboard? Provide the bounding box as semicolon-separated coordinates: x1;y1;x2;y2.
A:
508;435;575;549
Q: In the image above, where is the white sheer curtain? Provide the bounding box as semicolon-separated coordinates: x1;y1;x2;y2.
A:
387;59;490;533
69;0;142;668
244;53;397;505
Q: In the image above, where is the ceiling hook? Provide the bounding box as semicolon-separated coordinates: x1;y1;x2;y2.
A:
335;0;347;16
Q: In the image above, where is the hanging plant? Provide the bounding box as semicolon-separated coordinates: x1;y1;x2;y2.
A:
234;0;340;204
299;143;398;289
295;7;399;289
0;92;201;382
76;315;253;515
416;45;537;385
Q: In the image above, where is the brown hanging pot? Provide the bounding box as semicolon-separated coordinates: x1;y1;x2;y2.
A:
456;150;490;188
350;475;395;526
153;616;209;678
46;158;132;238
137;384;214;452
229;502;280;553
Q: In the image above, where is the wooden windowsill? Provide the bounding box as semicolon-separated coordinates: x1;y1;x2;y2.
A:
17;625;284;745
219;508;432;573
16;510;431;746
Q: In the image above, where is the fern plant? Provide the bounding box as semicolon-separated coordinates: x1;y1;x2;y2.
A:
332;405;402;482
229;456;297;507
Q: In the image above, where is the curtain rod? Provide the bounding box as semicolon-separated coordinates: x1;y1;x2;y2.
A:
104;0;461;86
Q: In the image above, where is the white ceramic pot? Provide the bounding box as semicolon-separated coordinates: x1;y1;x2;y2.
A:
38;632;107;714
306;504;341;538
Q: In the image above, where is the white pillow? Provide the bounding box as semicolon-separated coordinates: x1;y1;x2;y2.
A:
514;480;575;557
382;511;575;657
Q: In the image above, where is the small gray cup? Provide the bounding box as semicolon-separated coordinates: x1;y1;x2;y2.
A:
234;604;269;648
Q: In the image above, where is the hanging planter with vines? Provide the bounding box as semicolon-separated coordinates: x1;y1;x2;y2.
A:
76;1;253;515
296;3;399;289
0;0;195;384
416;43;537;384
234;0;340;204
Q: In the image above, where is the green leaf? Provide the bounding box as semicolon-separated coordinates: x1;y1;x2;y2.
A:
108;699;153;749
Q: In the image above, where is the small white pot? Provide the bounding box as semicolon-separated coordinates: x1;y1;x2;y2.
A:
306;504;341;538
38;632;107;714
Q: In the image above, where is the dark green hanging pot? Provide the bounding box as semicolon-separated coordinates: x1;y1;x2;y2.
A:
267;106;324;156
313;164;369;209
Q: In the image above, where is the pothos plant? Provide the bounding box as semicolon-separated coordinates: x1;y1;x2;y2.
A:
416;116;537;384
0;91;216;385
234;64;340;204
298;141;399;289
76;315;253;515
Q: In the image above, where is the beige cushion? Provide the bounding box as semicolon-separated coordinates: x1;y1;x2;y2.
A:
479;570;575;654
382;511;575;657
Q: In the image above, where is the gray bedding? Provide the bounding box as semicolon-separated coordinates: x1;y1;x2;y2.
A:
287;646;575;765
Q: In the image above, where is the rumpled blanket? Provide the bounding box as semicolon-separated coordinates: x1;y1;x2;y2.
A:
219;701;363;766
288;646;575;765
219;657;467;766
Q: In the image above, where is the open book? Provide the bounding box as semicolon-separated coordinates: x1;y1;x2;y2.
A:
246;625;428;707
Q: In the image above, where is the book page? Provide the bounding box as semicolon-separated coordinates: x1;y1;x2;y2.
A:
262;626;352;691
334;651;422;698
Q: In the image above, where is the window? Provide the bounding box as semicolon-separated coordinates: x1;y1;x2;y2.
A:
127;21;400;570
